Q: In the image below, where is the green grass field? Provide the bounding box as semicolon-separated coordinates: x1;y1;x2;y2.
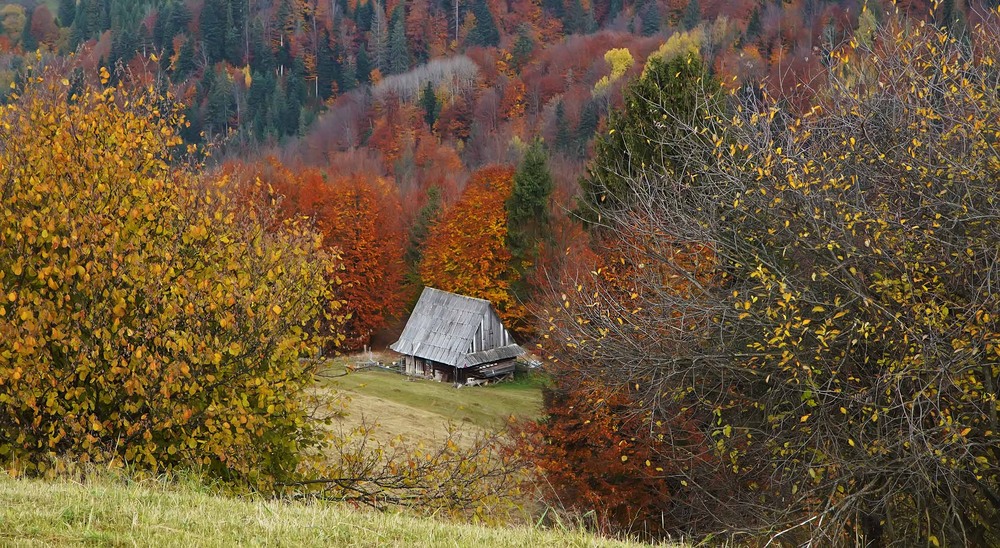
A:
317;356;544;445
0;473;654;547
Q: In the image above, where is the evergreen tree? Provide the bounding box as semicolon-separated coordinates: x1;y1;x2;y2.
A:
575;100;599;158
566;0;586;34
356;45;371;84
169;0;192;38
511;27;535;70
70;1;89;47
506;140;553;310
21;10;38;52
206;69;234;136
58;0;76;27
581;51;721;219
174;35;196;79
466;0;500;47
317;28;338;99
745;7;761;40
640;3;660;36
152;3;168;48
542;0;564;20
201;0;226;63
224;4;242;65
405;185;442;268
554;100;570;153
607;0;623;22
506;140;553;264
420;81;439;129
369;0;388;72
682;0;700;30
342;53;359;90
387;5;409;75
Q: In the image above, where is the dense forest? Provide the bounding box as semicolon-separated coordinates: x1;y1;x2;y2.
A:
2;0;991;346
2;0;999;545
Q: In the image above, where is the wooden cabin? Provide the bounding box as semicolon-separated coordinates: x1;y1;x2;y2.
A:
389;287;524;383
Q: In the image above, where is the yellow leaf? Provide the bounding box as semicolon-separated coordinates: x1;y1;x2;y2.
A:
621;455;628;462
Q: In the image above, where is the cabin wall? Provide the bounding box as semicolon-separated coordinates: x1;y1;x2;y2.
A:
469;309;511;354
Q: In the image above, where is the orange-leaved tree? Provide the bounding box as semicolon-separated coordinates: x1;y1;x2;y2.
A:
228;158;406;351
0;71;342;488
418;165;527;332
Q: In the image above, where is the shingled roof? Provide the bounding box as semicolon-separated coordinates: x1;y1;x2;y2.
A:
390;287;523;368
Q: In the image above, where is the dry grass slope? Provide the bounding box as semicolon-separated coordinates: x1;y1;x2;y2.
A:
0;473;654;547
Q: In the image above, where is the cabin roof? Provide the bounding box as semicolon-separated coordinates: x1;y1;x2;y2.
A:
389;287;523;368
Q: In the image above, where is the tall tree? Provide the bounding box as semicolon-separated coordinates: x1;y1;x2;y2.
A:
506;140;553;294
387;5;409;74
420;80;439;129
466;0;499;47
58;0;76;27
20;9;37;51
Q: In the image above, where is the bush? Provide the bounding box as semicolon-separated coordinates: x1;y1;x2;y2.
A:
0;71;342;489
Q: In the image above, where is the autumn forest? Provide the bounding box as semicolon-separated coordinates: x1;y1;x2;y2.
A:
1;0;999;545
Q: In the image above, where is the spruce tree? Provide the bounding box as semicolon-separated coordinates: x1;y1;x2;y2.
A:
581;51;721;219
682;0;700;31
506;140;553;302
387;6;409;74
58;0;76;27
640;3;660;36
174;36;196;79
420;81;439;129
21;10;38;52
201;0;226;63
466;0;499;47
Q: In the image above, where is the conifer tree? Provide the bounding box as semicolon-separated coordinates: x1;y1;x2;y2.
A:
420;80;439;129
58;0;76;27
581;51;720;218
682;0;700;30
466;0;499;47
506;140;553;264
388;5;409;74
20;9;37;51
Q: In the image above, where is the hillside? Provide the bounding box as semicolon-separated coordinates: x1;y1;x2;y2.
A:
0;473;655;547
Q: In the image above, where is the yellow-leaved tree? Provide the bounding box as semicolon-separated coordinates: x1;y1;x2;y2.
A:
0;69;343;489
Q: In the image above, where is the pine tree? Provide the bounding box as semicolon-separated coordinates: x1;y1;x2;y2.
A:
554;100;570;153
20;10;38;52
387;5;409;75
369;0;388;72
466;0;499;47
640;3;660;36
356;46;371;84
511;27;534;70
506;140;553;310
506;140;553;263
58;0;76;27
745;7;761;40
566;0;586;34
174;35;196;79
201;0;226;63
682;0;700;30
420;81;439;129
317;28;338;99
405;185;442;268
581;51;721;218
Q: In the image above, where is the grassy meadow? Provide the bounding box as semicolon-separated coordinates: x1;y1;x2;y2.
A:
0;473;656;547
317;355;544;446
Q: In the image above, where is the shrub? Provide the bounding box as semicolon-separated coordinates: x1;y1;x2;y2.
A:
0;70;342;489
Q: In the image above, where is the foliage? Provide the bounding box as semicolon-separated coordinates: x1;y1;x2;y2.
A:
515;373;723;539
0;72;342;489
593;47;634;95
419;166;527;332
580;45;719;222
230;159;405;352
549;14;1000;545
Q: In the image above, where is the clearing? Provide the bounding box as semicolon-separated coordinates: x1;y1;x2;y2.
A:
316;353;544;446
